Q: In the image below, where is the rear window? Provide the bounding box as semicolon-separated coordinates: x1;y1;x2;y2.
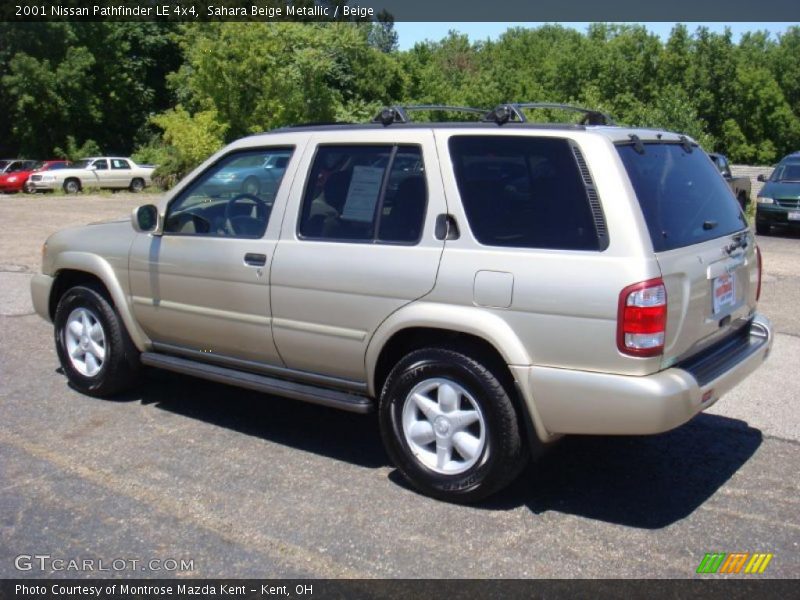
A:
449;136;601;250
618;143;747;252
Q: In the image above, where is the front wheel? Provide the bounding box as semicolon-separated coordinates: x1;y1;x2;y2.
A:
129;178;145;193
23;180;36;194
54;285;140;397
379;348;528;503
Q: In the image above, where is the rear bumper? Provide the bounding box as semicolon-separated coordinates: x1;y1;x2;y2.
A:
30;180;58;191
512;313;773;438
30;273;54;322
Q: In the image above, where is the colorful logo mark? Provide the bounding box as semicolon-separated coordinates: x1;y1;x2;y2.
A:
697;552;773;574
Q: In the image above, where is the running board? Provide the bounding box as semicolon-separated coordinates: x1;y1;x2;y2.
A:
141;352;374;414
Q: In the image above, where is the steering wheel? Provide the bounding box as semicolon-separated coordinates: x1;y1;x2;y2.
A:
223;193;269;236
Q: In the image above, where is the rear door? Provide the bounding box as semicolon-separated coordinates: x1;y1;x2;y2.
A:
270;130;445;383
617;141;757;367
110;158;133;187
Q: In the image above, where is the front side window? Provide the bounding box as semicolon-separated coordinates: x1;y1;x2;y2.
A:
164;147;293;239
449;135;601;250
93;159;108;170
298;145;426;243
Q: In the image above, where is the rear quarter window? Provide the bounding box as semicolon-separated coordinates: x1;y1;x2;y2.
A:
449;136;601;250
617;143;747;252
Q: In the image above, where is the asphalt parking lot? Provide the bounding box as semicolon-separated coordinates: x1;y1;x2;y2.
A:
0;193;798;579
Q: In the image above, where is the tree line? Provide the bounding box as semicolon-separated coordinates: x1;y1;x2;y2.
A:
1;22;799;186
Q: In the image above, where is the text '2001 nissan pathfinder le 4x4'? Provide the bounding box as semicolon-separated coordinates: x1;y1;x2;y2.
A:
31;103;773;502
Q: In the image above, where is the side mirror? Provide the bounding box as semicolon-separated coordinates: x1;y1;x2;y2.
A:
132;204;161;233
757;174;767;182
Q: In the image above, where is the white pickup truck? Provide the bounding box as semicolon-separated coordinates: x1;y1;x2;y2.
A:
28;157;155;194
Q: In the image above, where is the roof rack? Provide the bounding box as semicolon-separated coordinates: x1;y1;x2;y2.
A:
484;103;615;126
372;105;488;126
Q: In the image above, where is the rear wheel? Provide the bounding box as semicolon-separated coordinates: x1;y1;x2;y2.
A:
379;347;528;503
63;179;81;194
129;178;145;193
54;285;140;397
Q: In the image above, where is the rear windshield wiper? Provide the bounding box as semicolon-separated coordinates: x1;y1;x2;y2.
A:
724;232;749;254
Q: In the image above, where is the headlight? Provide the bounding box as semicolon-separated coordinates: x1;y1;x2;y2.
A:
757;196;774;204
41;175;56;182
7;176;18;182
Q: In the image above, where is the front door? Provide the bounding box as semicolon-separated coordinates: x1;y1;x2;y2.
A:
129;145;300;365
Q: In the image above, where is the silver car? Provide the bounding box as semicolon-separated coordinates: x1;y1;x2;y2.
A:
31;104;773;502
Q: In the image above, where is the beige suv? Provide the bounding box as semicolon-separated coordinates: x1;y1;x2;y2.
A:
31;104;773;503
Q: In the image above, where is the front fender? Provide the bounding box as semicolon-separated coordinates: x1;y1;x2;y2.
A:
53;251;150;351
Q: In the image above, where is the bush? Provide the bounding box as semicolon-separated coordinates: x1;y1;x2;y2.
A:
53;136;102;161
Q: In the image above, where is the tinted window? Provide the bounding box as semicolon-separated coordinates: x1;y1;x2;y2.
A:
164;147;293;239
449;136;600;250
298;145;426;243
93;160;108;170
771;161;800;182
618;143;747;252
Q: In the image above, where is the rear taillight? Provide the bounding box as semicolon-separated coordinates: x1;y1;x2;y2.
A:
756;245;763;302
617;278;667;357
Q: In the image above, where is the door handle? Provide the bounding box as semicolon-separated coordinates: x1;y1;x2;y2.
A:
243;253;267;266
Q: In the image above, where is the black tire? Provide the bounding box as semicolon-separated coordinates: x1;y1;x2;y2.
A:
129;178;145;193
23;181;36;194
63;179;81;194
756;221;770;236
379;347;529;503
54;285;140;398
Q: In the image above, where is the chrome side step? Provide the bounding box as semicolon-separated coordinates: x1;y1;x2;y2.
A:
141;352;374;414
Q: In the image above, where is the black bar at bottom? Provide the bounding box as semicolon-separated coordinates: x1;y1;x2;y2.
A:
1;579;796;600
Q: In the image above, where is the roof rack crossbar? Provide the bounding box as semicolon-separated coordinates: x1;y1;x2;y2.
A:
372;105;488;126
485;103;616;126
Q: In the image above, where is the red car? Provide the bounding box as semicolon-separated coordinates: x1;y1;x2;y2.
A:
0;160;71;193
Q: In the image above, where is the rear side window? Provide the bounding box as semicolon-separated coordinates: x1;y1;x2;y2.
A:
618;143;747;252
449;136;601;250
298;145;426;243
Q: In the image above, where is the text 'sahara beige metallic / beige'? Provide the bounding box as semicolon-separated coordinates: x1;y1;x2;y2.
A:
31;105;773;503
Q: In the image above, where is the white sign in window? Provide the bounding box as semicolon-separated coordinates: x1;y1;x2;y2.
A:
341;166;385;223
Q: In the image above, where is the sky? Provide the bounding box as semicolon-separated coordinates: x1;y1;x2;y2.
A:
394;22;799;50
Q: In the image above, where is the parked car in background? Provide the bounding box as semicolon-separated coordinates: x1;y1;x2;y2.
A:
0;160;70;194
203;151;291;197
708;152;751;210
756;151;800;235
22;160;72;193
27;157;155;194
0;159;38;193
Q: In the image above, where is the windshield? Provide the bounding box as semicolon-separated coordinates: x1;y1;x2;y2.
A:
771;162;800;182
72;159;92;169
618;142;747;252
0;160;9;171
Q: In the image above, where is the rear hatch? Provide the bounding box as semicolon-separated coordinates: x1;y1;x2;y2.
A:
617;141;758;368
